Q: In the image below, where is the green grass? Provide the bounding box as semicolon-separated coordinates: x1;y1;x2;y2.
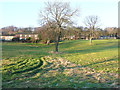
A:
58;40;118;73
2;39;119;88
2;42;54;58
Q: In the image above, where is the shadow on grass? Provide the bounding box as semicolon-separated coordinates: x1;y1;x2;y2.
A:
2;56;119;88
3;62;117;88
12;60;43;74
2;74;111;88
82;58;118;67
63;44;118;54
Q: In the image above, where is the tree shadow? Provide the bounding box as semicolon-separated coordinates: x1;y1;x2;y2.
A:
81;58;118;67
63;44;118;54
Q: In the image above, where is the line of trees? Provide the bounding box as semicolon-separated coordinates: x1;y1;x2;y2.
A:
1;25;119;52
1;26;33;35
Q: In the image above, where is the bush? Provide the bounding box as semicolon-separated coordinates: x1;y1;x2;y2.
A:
12;37;20;42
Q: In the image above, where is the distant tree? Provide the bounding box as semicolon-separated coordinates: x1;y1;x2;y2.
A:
104;27;118;37
93;28;103;39
18;27;33;34
84;15;100;44
39;2;79;52
1;26;17;35
1;26;34;35
35;24;54;44
73;27;83;40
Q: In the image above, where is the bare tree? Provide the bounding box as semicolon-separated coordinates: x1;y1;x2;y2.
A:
84;15;100;44
39;2;78;52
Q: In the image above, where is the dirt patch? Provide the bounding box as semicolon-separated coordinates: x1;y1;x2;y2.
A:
41;56;119;88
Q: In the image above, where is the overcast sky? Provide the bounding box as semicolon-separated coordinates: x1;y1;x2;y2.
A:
0;0;119;29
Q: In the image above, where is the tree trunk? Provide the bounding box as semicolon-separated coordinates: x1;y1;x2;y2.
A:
55;41;59;52
90;31;92;44
90;37;92;44
54;35;60;52
46;40;50;45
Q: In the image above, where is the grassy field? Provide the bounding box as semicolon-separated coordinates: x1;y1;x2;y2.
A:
2;39;119;88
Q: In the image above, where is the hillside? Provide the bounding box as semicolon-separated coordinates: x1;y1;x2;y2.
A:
2;39;119;88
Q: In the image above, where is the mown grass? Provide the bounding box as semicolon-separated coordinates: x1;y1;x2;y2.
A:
58;40;118;73
2;39;119;88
